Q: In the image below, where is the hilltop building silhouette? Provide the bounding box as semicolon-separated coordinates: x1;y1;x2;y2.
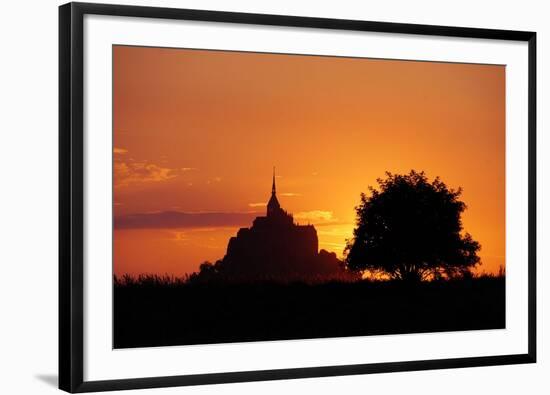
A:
191;170;355;283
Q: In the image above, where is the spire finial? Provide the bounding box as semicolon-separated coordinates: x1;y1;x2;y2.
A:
272;166;276;195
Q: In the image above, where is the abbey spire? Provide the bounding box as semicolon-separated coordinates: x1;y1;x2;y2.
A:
267;167;282;217
272;166;276;195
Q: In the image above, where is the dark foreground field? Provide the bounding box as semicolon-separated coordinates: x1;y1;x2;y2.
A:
114;277;505;349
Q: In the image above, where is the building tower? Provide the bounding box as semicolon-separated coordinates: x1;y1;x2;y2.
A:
267;167;282;217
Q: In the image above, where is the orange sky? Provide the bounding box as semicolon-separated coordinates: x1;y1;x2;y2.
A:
113;45;505;277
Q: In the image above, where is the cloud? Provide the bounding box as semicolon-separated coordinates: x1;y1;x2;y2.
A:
248;202;267;207
317;226;354;237
280;192;301;197
113;148;194;187
294;210;335;224
114;211;259;229
114;161;179;187
206;177;222;185
319;241;347;249
171;231;190;242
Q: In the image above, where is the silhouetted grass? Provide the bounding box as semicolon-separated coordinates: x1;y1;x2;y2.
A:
114;276;505;349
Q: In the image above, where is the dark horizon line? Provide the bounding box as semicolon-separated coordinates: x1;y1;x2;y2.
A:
113;209;347;230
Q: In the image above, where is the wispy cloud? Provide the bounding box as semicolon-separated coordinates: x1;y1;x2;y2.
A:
248;202;267;207
280;192;301;197
317;226;354;237
113;148;191;187
114;211;259;229
206;177;222;185
114;161;178;187
294;210;335;224
171;231;190;242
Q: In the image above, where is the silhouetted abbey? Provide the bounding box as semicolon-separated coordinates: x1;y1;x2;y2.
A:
191;170;352;283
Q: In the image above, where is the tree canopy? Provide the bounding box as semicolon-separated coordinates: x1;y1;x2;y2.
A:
344;170;480;281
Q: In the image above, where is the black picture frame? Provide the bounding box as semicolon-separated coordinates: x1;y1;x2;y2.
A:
59;2;537;393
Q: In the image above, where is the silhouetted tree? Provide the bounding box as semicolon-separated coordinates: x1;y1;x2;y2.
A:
345;170;480;282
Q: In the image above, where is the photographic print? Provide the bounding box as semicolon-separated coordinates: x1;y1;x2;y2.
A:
112;45;505;349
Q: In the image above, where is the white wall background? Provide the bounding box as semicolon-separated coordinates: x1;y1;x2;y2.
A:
0;0;547;394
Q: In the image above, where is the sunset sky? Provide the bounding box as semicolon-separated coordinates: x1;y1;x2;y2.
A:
113;45;505;277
